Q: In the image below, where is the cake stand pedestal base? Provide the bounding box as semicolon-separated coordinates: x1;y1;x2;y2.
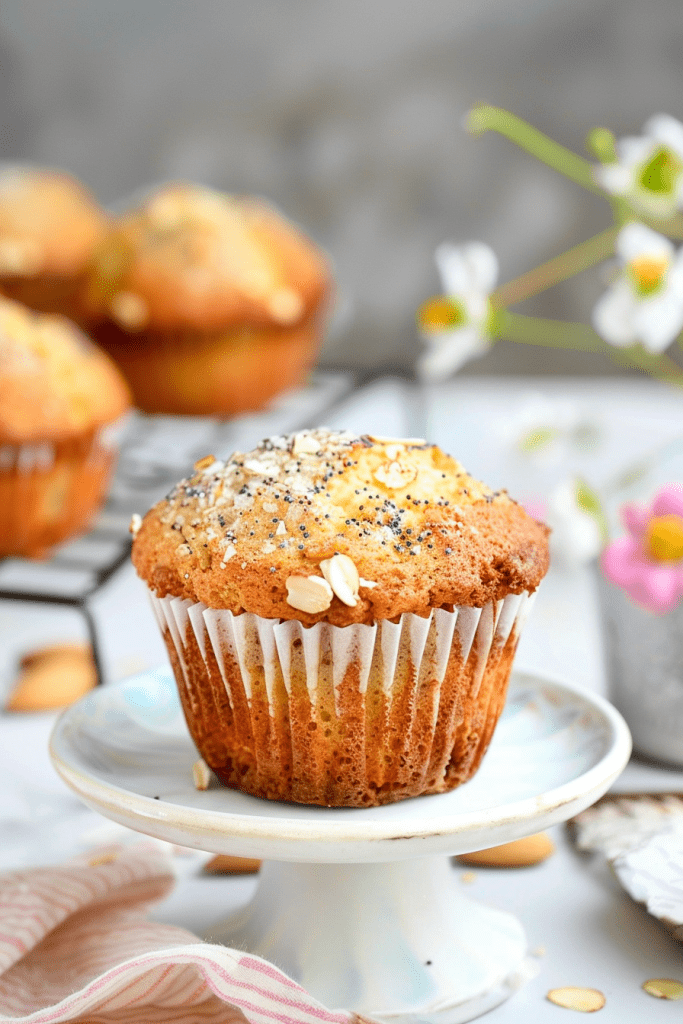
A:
208;856;533;1024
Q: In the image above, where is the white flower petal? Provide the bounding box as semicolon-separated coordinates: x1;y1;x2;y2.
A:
617;135;655;169
595;163;633;195
434;244;472;296
617;135;655;168
633;291;683;352
592;281;639;347
667;251;683;296
462;291;489;322
434;241;497;296
547;479;603;567
461;242;498;293
417;326;489;382
644;114;683;161
616;222;673;263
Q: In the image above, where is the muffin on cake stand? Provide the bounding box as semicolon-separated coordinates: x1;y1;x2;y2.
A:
50;666;631;1024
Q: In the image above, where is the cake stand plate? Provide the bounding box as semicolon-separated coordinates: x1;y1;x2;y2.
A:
50;669;631;1024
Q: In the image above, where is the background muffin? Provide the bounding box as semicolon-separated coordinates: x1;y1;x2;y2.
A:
133;429;549;807
84;183;333;416
0;167;109;324
0;297;130;558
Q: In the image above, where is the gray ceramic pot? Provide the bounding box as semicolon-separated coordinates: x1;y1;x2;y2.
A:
599;571;683;766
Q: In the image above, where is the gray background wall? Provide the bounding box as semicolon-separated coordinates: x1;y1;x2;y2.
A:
1;0;682;377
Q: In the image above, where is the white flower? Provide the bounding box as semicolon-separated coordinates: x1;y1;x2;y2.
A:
531;478;604;569
594;114;683;219
499;393;602;466
417;242;497;382
592;223;683;353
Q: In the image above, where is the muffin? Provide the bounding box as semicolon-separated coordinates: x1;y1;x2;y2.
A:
0;167;109;323
84;183;333;416
0;297;131;558
133;429;549;807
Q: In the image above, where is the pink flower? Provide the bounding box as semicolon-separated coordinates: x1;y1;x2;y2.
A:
601;484;683;613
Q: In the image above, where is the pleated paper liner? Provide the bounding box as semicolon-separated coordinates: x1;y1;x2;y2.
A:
150;589;535;807
0;415;127;558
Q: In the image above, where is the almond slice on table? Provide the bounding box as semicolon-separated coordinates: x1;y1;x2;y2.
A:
203;855;262;875
6;642;96;712
457;832;555;868
547;987;605;1012
642;978;683;1000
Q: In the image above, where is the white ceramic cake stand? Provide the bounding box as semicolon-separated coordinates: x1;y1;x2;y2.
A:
50;668;631;1024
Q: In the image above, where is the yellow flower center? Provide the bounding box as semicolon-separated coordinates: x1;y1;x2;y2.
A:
646;514;683;561
418;296;466;333
627;255;669;296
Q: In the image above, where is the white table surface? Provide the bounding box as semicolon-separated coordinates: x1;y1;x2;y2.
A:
3;374;683;1023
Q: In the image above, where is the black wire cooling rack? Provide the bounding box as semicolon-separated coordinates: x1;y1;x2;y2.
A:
0;372;353;686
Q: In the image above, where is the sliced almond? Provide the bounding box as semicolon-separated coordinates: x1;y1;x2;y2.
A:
286;574;333;613
320;553;359;607
359;577;378;589
292;432;321;456
276;520;287;535
203;855;262;875
373;460;418;490
110;290;149;331
194;454;217;471
457;832;555;868
547;988;605;1012
129;513;142;538
192;758;212;791
642;979;683;1000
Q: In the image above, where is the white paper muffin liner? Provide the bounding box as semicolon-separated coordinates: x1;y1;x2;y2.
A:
0;413;129;473
149;586;535;806
151;590;534;716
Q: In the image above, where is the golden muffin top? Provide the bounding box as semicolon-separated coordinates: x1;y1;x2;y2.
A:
0;297;131;443
0;168;109;279
84;182;332;333
132;429;549;624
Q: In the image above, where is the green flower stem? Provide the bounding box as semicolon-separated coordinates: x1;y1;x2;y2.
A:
467;105;599;193
650;213;683;240
491;309;683;390
491;226;619;309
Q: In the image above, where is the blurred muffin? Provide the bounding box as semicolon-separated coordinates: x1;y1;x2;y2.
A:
132;429;549;807
0;297;130;558
85;183;333;416
0;167;109;322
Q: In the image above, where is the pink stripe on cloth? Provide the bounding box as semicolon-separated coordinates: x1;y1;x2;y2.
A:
0;847;373;1024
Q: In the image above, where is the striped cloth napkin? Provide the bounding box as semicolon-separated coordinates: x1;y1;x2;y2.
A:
0;846;373;1024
